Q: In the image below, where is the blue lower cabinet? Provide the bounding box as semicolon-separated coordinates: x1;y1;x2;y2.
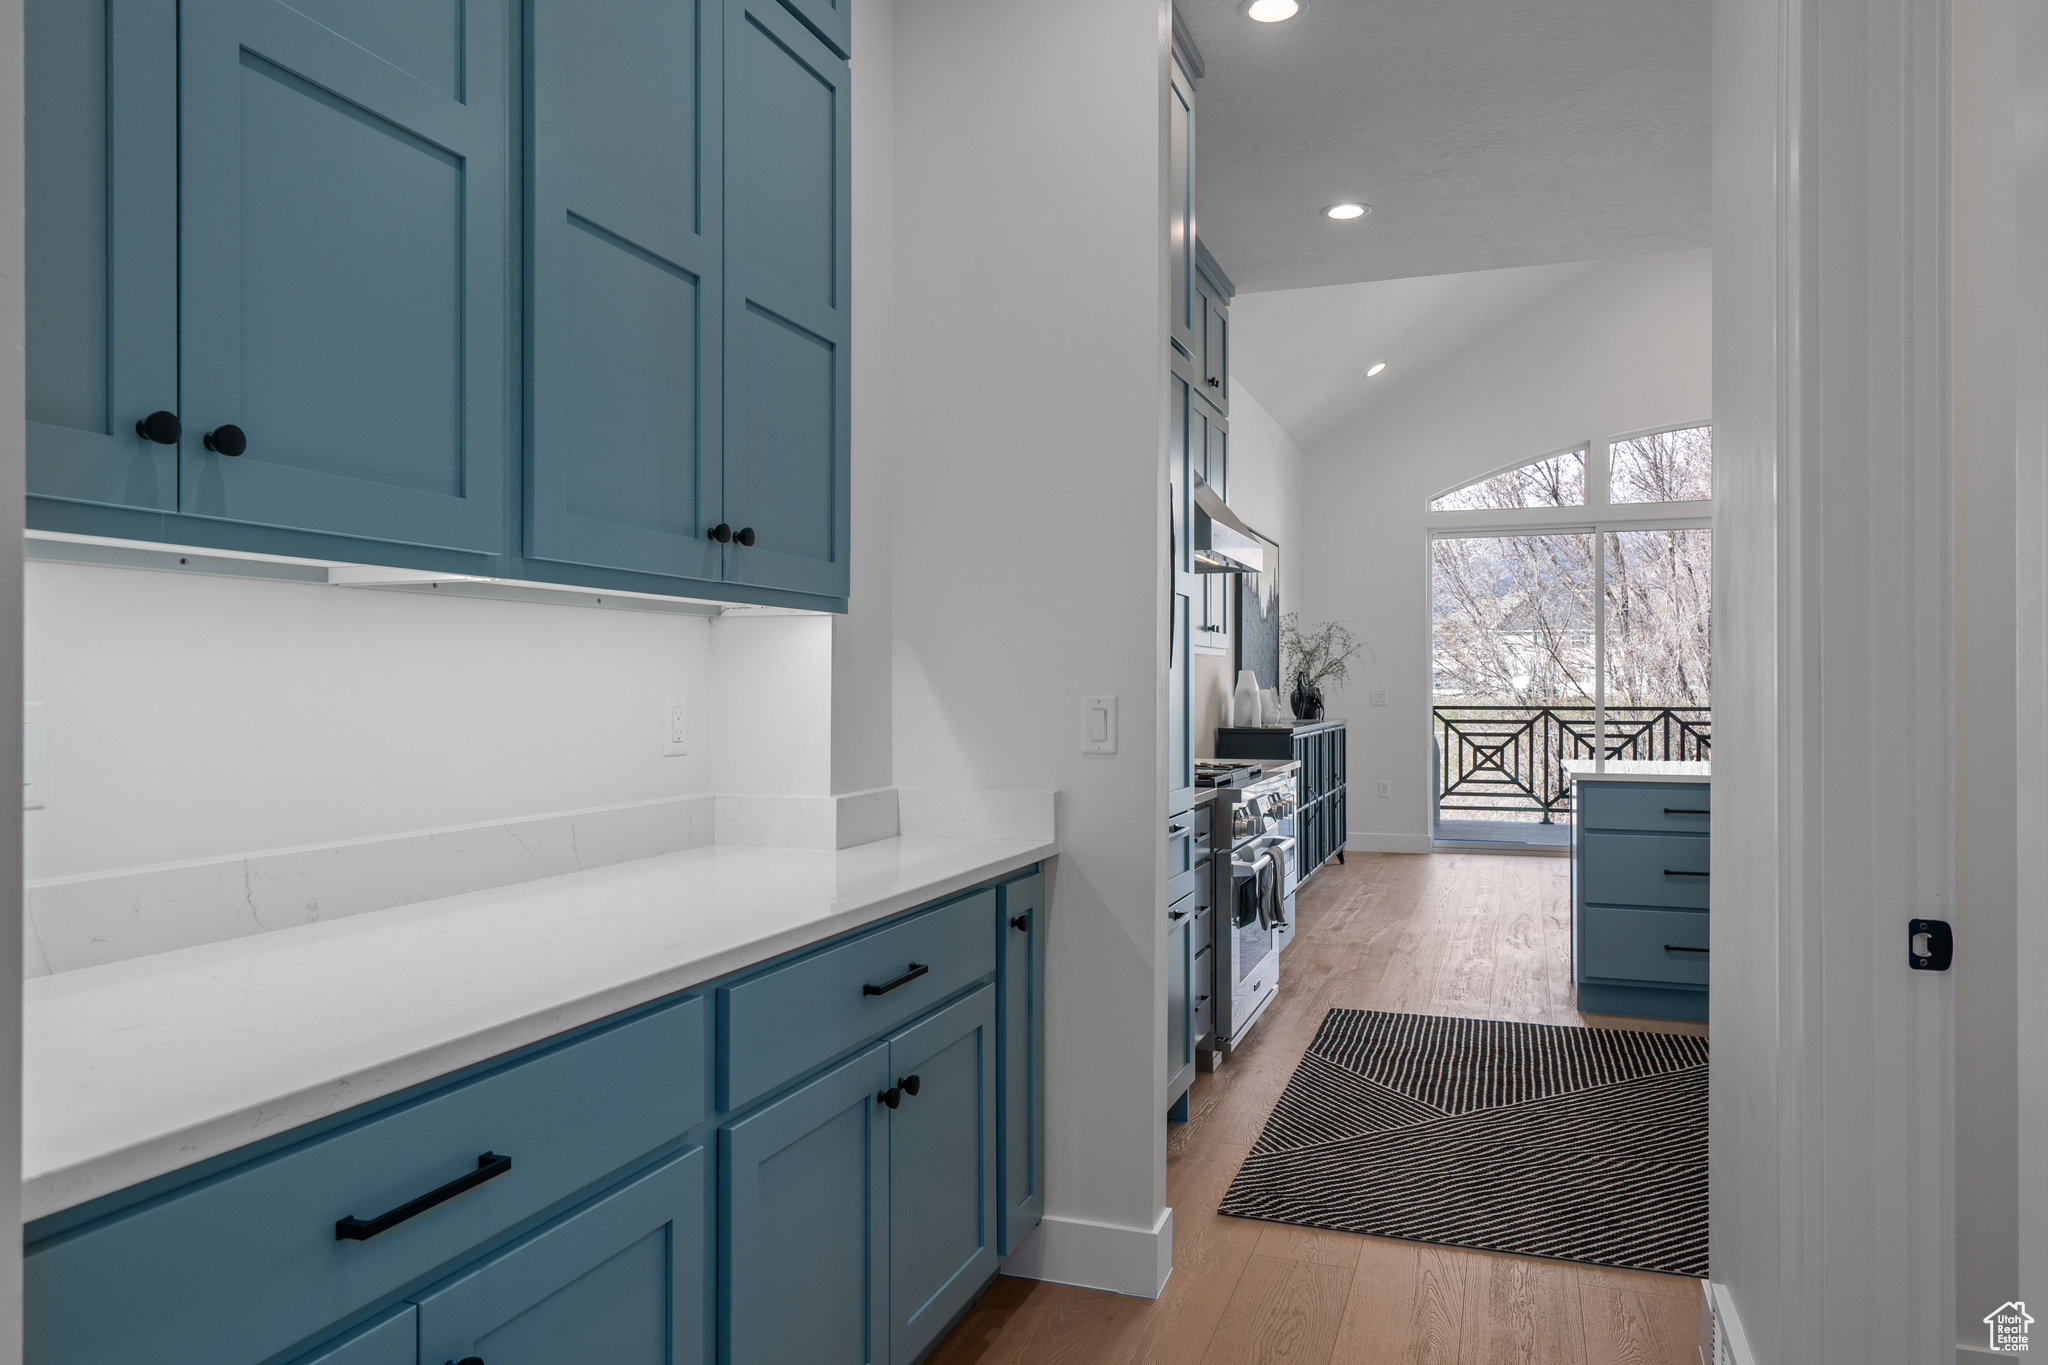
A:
722;1042;891;1365
291;1307;417;1365
413;1147;707;1365
1166;889;1197;1116
996;873;1045;1254
887;986;999;1365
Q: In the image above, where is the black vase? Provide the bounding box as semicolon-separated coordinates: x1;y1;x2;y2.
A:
1292;674;1323;721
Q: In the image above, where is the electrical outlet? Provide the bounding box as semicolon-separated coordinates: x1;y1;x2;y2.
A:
1377;780;1391;799
1370;689;1389;707
662;694;688;757
23;703;46;810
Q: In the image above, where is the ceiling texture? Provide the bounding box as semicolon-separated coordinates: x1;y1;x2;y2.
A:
1177;0;1711;294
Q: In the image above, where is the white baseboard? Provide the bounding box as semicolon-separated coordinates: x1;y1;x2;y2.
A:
1707;1281;1758;1365
1345;833;1434;855
1001;1207;1173;1300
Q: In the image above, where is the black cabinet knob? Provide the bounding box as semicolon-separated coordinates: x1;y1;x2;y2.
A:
1010;913;1031;932
452;1358;485;1365
735;526;756;547
202;424;246;457
135;411;181;445
900;1074;921;1098
1206;377;1221;388
878;1086;902;1110
708;523;733;543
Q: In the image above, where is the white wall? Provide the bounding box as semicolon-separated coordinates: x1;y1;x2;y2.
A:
23;563;720;878
891;0;1173;1296
1193;381;1303;750
1953;0;2021;1352
1291;250;1711;850
832;0;897;796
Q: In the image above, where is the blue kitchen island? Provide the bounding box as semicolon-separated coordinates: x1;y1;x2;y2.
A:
1566;760;1711;1023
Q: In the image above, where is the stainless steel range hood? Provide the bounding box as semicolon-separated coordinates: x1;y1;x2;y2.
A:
1192;477;1275;575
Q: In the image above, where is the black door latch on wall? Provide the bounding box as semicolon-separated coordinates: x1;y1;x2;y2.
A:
1908;918;1953;971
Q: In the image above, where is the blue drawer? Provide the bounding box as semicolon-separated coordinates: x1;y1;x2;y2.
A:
27;996;707;1365
1579;830;1710;909
1576;782;1711;834
1579;905;1710;987
719;891;996;1113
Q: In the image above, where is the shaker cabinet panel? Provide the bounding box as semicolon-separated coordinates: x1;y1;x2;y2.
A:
997;874;1046;1254
414;1148;708;1365
777;0;852;59
721;0;851;600
176;0;509;551
526;0;724;582
1167;59;1198;363
887;986;999;1365
722;1042;890;1365
24;0;178;511
291;1307;418;1365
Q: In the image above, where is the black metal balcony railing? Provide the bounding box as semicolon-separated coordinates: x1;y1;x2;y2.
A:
1433;705;1711;822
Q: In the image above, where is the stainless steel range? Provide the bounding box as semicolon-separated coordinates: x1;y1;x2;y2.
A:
1206;768;1297;1060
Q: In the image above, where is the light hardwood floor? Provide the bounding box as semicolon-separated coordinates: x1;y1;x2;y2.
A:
929;850;1710;1365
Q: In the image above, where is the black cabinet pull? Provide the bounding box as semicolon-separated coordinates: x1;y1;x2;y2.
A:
203;424;246;457
900;1074;921;1098
1168;908;1187;922
1010;912;1032;932
735;526;757;547
1663;869;1709;880
135;411;181;445
451;1358;484;1365
1663;807;1709;817
863;962;928;996
878;1085;902;1109
708;523;733;543
335;1152;511;1242
1663;944;1709;956
1206;377;1221;388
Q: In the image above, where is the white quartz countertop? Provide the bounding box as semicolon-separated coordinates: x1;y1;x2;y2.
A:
23;835;1055;1221
1563;759;1711;785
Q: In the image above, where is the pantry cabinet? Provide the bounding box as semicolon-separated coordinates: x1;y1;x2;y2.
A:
24;0;853;611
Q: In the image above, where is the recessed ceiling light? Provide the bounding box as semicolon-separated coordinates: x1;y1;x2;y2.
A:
1366;362;1387;378
1325;203;1369;221
1245;0;1300;21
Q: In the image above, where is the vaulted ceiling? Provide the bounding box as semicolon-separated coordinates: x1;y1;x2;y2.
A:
1175;0;1711;294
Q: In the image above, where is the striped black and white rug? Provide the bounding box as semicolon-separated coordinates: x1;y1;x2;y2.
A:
1219;1010;1708;1277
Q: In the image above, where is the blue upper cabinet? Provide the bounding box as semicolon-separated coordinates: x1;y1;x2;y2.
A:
176;0;509;552
414;1147;708;1365
721;0;852;601
526;0;724;583
776;0;850;59
24;0;178;511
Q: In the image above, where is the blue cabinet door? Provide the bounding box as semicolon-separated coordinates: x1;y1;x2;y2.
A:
25;0;177;510
412;1147;708;1365
996;873;1045;1254
177;0;508;551
721;0;851;599
722;1041;889;1365
777;0;851;59
526;0;724;583
291;1306;417;1365
887;986;999;1365
1166;899;1195;1107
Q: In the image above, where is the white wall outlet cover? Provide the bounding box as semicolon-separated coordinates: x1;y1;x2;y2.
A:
1377;780;1391;798
662;694;689;757
23;702;47;810
1370;689;1389;707
1081;694;1118;755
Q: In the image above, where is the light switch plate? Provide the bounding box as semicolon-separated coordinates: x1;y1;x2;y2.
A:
1370;689;1389;707
662;694;688;757
1377;780;1391;799
23;703;46;810
1081;694;1118;755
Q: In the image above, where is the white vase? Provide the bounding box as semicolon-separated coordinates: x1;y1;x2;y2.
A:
1233;671;1262;729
